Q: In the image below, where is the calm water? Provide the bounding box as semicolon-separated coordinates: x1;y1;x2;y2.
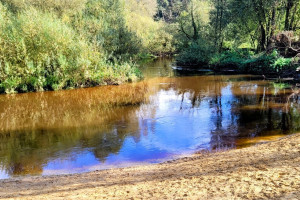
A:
0;58;300;179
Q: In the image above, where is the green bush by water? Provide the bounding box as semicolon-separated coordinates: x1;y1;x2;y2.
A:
209;50;297;75
176;42;213;66
209;50;252;69
242;51;297;74
0;1;144;94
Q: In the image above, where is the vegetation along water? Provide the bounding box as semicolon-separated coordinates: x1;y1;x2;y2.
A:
0;58;300;179
0;0;299;94
0;0;300;184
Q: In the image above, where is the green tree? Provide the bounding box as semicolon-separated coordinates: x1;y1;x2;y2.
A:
155;0;190;23
210;0;300;51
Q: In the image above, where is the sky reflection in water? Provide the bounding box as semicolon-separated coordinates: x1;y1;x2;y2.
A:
0;58;300;178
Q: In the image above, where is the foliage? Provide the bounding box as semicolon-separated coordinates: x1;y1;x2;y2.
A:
71;0;142;60
175;0;214;65
240;51;279;74
0;2;141;94
0;0;87;15
209;50;253;69
0;0;299;94
241;51;297;75
125;0;176;56
173;0;299;74
146;25;177;55
272;82;291;89
0;0;182;94
209;0;300;51
272;57;293;72
176;42;213;66
155;0;190;23
209;49;297;75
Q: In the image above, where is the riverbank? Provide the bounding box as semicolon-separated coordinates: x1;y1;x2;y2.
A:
176;48;300;80
0;133;299;199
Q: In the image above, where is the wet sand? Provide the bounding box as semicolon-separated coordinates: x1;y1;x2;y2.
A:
0;133;299;200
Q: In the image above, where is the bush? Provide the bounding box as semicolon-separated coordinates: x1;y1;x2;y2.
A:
208;49;298;75
1;0;87;15
209;50;252;69
124;0;176;56
272;57;293;72
0;5;140;94
72;0;142;61
146;25;176;55
241;51;292;74
239;51;297;75
176;42;213;66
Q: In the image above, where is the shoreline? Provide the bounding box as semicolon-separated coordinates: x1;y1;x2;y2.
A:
0;133;299;199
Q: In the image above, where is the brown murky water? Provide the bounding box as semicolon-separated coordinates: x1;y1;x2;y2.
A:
0;58;300;179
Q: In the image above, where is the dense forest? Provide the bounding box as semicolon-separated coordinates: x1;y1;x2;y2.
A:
0;0;299;93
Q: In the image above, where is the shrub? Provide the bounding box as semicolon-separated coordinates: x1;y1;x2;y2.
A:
272;57;293;72
0;6;140;94
176;42;213;66
209;50;252;69
242;51;280;74
145;24;176;55
72;0;142;61
1;0;87;15
208;49;297;75
0;8;90;92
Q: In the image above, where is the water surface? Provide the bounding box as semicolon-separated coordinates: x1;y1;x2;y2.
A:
0;58;300;178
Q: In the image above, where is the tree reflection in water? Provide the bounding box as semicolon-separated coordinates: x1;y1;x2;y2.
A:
0;83;148;176
0;75;299;177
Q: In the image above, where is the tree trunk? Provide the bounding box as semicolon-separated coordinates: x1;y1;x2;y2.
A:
191;2;199;41
267;6;277;51
270;6;277;40
219;0;224;52
260;24;266;51
251;0;266;51
285;0;293;30
289;1;299;31
214;0;220;47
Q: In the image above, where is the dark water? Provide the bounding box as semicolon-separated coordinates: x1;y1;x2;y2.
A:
0;58;300;179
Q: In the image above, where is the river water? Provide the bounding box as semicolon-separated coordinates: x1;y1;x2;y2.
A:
0;58;299;179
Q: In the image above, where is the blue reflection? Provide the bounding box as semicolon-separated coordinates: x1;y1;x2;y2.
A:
1;60;300;178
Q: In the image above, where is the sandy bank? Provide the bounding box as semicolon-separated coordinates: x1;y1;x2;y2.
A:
0;134;299;200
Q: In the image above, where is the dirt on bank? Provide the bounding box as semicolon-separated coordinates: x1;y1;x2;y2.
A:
0;134;299;200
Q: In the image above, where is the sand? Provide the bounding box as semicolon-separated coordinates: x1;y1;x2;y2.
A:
0;133;299;200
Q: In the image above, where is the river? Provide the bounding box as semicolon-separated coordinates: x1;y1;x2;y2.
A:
0;58;299;179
